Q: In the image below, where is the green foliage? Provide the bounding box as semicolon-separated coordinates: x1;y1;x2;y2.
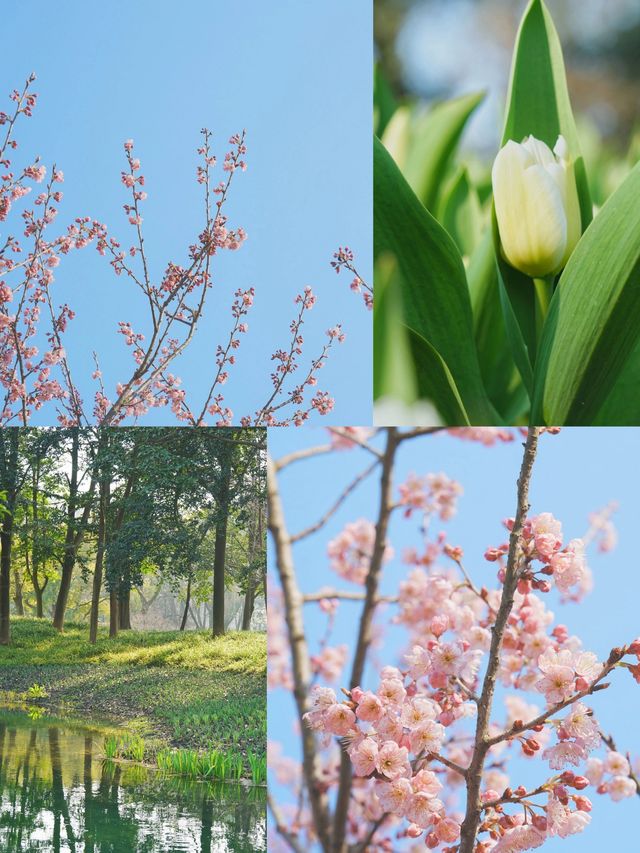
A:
0;617;266;673
374;137;497;424
156;747;246;782
103;733;146;762
25;683;48;700
374;0;640;426
531;162;640;424
247;751;267;785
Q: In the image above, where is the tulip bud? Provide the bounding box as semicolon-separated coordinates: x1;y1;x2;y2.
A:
492;134;581;277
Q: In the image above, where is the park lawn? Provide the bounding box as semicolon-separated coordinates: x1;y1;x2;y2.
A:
0;616;264;672
0;617;266;762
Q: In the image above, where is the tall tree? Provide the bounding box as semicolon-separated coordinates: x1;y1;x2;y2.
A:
52;430;96;631
0;429;21;644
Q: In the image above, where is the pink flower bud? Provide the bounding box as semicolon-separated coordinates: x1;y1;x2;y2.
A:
628;638;640;655
482;790;500;803
430;615;448;638
532;815;548;832
575;796;592;812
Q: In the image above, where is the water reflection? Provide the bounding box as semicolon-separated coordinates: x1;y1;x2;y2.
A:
0;709;266;852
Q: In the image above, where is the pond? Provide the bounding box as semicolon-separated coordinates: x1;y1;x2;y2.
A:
0;707;266;852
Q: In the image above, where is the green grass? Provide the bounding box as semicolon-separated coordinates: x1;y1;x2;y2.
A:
0;616;265;674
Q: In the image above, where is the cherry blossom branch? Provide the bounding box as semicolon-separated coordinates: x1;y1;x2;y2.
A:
600;732;640;797
291;459;379;543
459;427;541;853
267;791;306;853
267;452;332;851
486;654;622;748
326;427;383;460
332;427;399;852
331;246;372;310
302;590;398;604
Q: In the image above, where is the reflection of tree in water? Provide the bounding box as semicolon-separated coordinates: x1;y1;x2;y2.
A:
0;713;266;852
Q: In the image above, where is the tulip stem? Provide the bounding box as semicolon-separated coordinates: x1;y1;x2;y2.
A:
534;277;553;337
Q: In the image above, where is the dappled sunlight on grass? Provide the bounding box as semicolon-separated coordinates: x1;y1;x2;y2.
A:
0;617;266;675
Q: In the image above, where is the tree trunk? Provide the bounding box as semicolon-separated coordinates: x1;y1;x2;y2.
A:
53;429;95;631
109;589;119;638
118;590;131;630
35;586;44;619
0;429;20;645
212;455;231;637
180;575;192;631
241;584;255;630
0;509;15;645
89;477;109;645
12;566;24;615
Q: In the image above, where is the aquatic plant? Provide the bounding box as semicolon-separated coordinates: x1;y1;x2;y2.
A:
247;751;267;785
156;747;248;782
103;733;146;762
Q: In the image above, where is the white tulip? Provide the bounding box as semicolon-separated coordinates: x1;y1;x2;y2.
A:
492;134;581;278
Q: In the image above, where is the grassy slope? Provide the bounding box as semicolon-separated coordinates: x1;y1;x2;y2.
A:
0;617;266;759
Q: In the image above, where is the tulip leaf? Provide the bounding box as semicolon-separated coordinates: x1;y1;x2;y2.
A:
402;92;484;212
438;166;483;257
531;162;640;425
468;228;522;417
592;338;640;425
374;253;418;403
497;269;534;396
502;0;591;229
374;136;499;424
406;327;471;426
374;64;398;139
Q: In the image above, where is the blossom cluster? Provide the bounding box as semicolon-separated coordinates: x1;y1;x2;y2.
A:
279;436;640;851
485;512;592;602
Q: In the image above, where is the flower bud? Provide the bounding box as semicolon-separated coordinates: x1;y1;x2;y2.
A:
492;134;581;277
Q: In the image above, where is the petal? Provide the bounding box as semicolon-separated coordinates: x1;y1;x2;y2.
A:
493;143;568;277
522;135;556;166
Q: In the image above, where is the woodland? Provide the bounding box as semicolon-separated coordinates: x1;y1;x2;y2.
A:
0;427;266;644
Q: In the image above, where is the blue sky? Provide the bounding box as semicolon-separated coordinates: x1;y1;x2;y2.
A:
2;0;371;425
268;427;640;850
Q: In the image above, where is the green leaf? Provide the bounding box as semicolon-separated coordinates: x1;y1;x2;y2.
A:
497;268;534;396
374;253;418;402
406;327;471;426
374;136;498;424
502;0;591;228
402;92;484;212
468;228;521;417
592;338;640;425
531;162;640;425
438;166;483;257
374;64;398;139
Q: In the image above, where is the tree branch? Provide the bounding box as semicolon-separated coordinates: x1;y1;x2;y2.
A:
459;427;541;853
332;428;399;853
267;453;332;851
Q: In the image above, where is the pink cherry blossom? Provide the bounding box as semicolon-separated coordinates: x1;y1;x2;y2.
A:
376;741;410;780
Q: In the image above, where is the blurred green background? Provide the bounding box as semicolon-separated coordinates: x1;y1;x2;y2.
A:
375;0;640;205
